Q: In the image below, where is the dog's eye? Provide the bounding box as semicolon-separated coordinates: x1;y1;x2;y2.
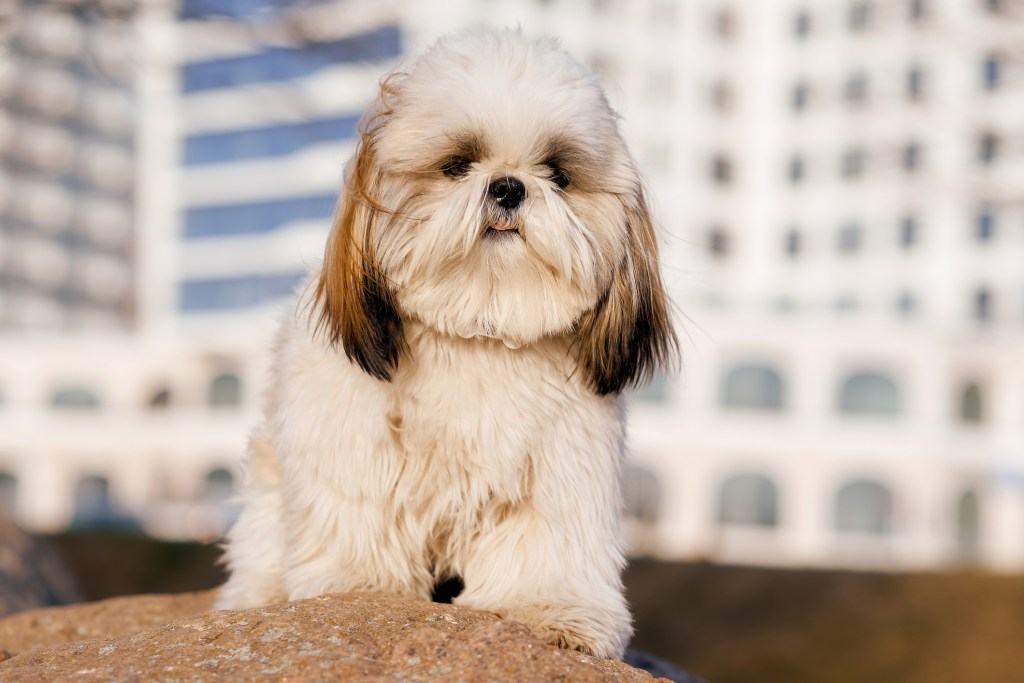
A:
441;157;473;178
547;163;570;189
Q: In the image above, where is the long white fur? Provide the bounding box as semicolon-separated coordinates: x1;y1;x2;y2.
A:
216;28;658;659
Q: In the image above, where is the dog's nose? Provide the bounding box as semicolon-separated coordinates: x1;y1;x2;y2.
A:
488;177;526;210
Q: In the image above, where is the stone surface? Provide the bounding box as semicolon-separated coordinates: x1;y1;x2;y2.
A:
0;591;671;682
0;513;79;617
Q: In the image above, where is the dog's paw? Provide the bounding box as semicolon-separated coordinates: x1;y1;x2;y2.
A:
214;574;288;611
475;599;631;660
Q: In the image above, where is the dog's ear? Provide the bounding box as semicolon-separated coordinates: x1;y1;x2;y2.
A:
313;115;406;382
575;187;678;395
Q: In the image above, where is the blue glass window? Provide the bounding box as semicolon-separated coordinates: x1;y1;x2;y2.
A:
983;54;1001;90
181;272;307;311
976;207;995;241
185;193;336;238
181;0;283;19
182;25;401;93
184;115;359;165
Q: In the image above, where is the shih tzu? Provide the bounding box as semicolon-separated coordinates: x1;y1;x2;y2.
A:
216;28;676;659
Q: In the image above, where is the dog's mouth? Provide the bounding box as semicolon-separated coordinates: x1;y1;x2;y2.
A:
483;219;520;239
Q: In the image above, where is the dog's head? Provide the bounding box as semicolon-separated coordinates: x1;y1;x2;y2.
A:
314;29;676;395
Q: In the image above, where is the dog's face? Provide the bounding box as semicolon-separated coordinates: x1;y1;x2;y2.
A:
315;30;675;395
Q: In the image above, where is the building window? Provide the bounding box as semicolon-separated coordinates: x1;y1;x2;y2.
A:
793;9;812;38
976;207;996;241
900;215;919;247
71;475;130;530
973;287;992;322
180;272;306;311
787;155;806;184
906;66;925;100
838;222;862;254
204;467;236;502
708;226;731;259
956;490;981;561
841;148;866;179
181;0;288;19
844;72;869;104
185;194;336;238
148;387;171;409
838;371;902;415
959;382;984;423
183;116;360;166
181;25;402;92
717;473;779;527
791;81;810;112
896;291;918;317
902;141;922;173
978;132;999;164
51;387;100;410
710;154;734;185
784;229;802;258
209;372;241;407
835;480;893;535
714;6;738;40
983;54;1001;90
848;1;872;31
721;364;785;411
623;464;661;527
710;80;735;112
632;371;669;403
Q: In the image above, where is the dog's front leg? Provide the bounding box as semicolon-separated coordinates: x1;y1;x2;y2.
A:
453;409;632;659
279;477;434;603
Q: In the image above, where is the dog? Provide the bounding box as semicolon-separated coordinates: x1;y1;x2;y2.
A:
216;28;676;660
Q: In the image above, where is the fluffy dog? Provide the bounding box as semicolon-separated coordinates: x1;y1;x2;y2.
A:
216;28;676;659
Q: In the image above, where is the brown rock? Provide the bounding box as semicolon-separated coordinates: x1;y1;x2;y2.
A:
0;592;669;682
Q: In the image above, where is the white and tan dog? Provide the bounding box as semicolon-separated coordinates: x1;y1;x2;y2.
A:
217;28;676;659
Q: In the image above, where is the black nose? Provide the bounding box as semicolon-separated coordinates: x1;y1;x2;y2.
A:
488;177;525;210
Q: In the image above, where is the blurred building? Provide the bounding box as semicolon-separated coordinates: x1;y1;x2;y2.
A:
1;0;1023;571
0;1;138;330
620;0;1024;571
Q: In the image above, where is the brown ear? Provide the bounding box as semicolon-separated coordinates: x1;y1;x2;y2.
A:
575;189;678;395
312;117;406;382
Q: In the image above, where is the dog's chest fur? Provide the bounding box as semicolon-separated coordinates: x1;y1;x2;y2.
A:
275;318;607;562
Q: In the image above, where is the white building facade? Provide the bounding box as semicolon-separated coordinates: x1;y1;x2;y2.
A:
1;0;1023;570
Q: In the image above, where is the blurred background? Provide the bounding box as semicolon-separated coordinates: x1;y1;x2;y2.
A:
1;0;1023;681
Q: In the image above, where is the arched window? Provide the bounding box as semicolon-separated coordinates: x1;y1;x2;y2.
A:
838;372;901;416
51;386;100;410
0;471;17;514
203;467;235;502
959;383;984;424
955;490;981;560
149;386;172;409
835;479;893;535
721;364;785;411
717;473;779;527
622;464;661;526
209;372;241;407
72;475;115;526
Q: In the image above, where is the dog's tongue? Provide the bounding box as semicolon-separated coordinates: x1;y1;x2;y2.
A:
490;220;515;231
